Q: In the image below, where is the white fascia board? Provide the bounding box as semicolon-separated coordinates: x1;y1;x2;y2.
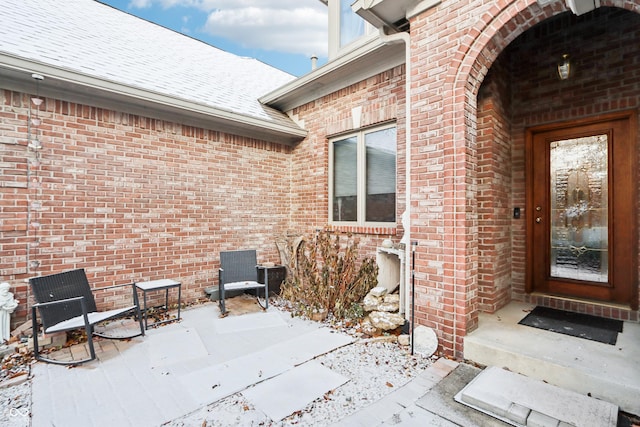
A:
0;54;306;145
260;37;405;112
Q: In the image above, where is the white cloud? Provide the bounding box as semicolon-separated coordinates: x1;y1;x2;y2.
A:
128;0;328;57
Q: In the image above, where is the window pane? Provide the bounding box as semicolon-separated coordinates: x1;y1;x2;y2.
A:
340;0;365;47
333;137;357;222
365;128;396;222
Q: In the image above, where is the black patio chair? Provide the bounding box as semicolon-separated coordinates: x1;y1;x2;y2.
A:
29;268;144;365
218;249;269;315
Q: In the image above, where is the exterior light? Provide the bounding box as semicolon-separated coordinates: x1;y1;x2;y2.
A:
557;54;571;80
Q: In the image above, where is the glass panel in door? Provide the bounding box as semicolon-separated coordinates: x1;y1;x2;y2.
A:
549;135;608;283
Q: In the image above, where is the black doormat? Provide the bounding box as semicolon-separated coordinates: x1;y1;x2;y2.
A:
518;306;623;345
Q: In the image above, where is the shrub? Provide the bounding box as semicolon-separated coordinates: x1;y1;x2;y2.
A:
280;231;378;320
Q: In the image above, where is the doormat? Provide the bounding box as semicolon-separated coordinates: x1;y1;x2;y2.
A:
518;306;623;345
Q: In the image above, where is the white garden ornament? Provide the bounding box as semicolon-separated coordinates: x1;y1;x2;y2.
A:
0;282;19;343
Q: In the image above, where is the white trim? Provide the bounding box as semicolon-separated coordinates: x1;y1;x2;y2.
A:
329;123;398;227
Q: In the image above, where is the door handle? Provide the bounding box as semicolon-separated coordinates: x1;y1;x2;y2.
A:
536;217;542;223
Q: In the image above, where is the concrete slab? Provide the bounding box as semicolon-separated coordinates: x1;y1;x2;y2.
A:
455;366;618;427
148;327;208;368
242;361;349;421
380;403;459;426
416;364;511;427
269;327;354;366
214;311;287;334
177;319;353;407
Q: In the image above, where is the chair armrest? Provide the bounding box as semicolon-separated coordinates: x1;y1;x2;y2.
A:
91;283;140;307
33;296;86;309
92;282;135;292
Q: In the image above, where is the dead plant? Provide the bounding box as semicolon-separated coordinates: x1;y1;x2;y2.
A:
280;231;378;320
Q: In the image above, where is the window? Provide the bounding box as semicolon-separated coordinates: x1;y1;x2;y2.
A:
330;125;397;225
328;0;376;58
340;0;366;47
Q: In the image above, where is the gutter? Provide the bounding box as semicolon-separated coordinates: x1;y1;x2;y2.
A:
0;54;307;145
377;28;413;320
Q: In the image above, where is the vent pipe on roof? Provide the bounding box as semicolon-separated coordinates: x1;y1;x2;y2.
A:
311;54;318;70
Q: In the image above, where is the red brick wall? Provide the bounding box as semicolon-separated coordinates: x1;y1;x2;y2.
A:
1;90;291;326
289;65;407;253
477;55;513;314
408;0;640;356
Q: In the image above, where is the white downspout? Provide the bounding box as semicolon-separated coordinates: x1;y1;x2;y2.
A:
378;29;412;319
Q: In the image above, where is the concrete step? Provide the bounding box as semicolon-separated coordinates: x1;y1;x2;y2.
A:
455;366;617;427
464;302;640;416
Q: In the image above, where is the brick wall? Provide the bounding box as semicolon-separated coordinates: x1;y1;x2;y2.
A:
1;90;291;326
408;0;640;356
477;55;513;314
289;65;407;252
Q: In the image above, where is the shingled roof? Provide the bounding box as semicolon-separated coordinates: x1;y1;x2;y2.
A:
0;0;306;144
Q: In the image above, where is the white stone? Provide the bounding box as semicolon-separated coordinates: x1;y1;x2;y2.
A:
398;334;410;346
369;311;405;331
369;286;387;297
413;325;438;357
378;294;400;312
360;318;378;336
363;294;382;312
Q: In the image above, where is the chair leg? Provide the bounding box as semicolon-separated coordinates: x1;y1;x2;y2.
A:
31;306;41;362
31;305;96;365
86;325;97;361
219;284;227;316
132;284;146;336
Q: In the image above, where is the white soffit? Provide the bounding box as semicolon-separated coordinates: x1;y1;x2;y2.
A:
565;0;601;15
351;0;441;29
261;37;405;112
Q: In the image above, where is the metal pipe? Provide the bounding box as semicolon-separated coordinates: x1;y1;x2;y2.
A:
411;240;417;355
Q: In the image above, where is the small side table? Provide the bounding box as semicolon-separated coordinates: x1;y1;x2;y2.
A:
257;265;287;296
135;279;182;330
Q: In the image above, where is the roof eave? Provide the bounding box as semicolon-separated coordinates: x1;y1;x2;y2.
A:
260;37;405;112
351;0;441;29
0;54;307;145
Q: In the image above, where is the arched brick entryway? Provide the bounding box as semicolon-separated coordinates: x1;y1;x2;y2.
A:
409;0;640;357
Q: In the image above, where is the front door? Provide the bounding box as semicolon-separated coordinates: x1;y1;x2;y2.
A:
526;111;637;308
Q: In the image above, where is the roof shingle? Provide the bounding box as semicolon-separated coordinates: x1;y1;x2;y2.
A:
0;0;298;127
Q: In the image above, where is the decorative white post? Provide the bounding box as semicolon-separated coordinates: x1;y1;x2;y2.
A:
0;282;19;343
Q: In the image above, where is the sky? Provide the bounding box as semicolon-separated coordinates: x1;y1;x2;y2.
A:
99;0;329;77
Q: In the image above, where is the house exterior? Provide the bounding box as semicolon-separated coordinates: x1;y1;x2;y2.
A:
1;0;638;359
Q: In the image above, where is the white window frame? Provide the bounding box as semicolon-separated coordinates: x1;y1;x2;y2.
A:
329;123;397;227
328;0;377;59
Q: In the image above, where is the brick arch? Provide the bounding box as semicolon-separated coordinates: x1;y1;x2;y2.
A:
435;0;640;356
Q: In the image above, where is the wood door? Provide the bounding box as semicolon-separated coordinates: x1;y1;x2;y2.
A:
526;111;637;308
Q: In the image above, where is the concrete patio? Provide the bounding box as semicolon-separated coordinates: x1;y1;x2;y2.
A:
21;298;639;426
31;300;353;426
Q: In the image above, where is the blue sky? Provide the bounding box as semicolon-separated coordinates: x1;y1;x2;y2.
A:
99;0;328;77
